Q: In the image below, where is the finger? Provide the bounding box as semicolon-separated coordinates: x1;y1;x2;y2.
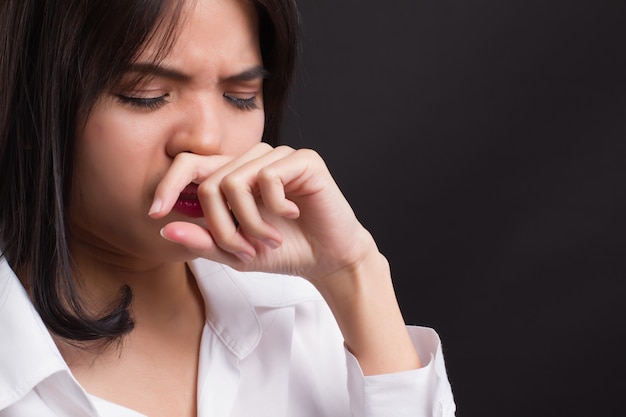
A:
160;221;254;264
187;142;277;256
149;153;232;218
259;148;330;197
149;142;273;218
215;145;296;246
257;168;300;219
196;177;259;259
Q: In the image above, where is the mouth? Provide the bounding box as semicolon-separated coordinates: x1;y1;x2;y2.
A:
172;183;204;218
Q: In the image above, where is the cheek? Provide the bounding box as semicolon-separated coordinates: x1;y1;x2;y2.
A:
224;111;266;154
78;121;134;183
80;105;169;171
74;113;162;210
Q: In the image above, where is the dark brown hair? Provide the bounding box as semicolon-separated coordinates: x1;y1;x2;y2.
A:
0;0;300;342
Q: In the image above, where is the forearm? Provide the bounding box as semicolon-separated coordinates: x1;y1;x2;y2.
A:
314;246;422;376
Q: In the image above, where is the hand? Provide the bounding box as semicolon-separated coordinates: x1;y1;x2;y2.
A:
149;142;376;284
150;142;422;374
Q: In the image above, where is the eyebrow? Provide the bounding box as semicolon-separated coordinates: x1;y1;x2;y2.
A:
127;63;269;83
225;66;270;82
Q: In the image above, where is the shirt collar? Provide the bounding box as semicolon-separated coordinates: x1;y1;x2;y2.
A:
0;256;87;412
188;258;320;360
188;259;262;360
0;255;319;410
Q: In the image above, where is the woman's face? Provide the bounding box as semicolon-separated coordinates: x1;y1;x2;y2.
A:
70;0;265;264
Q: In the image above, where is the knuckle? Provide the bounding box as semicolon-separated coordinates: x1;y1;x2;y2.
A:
275;144;294;153
197;180;219;199
173;151;196;164
220;173;246;194
257;165;276;182
255;142;273;152
296;147;321;161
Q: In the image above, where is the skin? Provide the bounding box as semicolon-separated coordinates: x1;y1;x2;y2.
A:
61;0;421;416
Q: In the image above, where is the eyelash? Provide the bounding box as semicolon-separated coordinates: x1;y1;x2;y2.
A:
223;93;259;111
116;94;168;110
116;93;259;111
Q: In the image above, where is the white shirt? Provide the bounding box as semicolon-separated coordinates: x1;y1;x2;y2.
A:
0;256;456;417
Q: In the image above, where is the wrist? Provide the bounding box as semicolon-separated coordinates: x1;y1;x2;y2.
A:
313;246;423;375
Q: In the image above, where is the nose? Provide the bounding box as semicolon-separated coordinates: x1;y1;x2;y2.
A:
166;97;223;157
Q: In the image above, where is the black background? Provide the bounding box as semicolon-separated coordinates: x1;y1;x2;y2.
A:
282;1;626;416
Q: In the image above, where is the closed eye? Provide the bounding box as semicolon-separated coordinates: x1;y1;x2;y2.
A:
223;93;259;111
116;93;169;110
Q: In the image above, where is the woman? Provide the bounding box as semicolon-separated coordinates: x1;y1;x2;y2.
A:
0;0;456;416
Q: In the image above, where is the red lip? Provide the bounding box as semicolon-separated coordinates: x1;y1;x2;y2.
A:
172;184;204;218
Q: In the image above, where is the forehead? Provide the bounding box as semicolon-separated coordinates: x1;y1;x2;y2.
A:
137;0;261;68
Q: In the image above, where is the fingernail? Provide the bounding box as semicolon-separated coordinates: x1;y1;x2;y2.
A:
149;198;163;215
236;251;254;263
159;227;173;241
263;238;281;249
